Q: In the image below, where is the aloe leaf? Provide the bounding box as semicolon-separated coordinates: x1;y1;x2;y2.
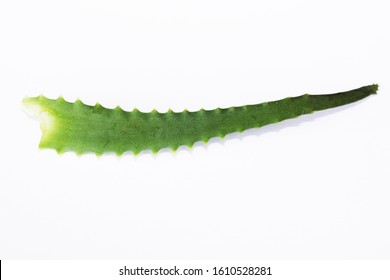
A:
23;84;378;155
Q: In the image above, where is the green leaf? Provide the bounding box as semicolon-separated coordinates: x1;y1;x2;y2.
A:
23;84;378;155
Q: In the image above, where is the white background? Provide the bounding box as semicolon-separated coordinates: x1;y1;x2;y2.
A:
0;0;389;259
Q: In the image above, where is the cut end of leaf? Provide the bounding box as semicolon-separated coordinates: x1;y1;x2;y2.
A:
22;96;56;146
